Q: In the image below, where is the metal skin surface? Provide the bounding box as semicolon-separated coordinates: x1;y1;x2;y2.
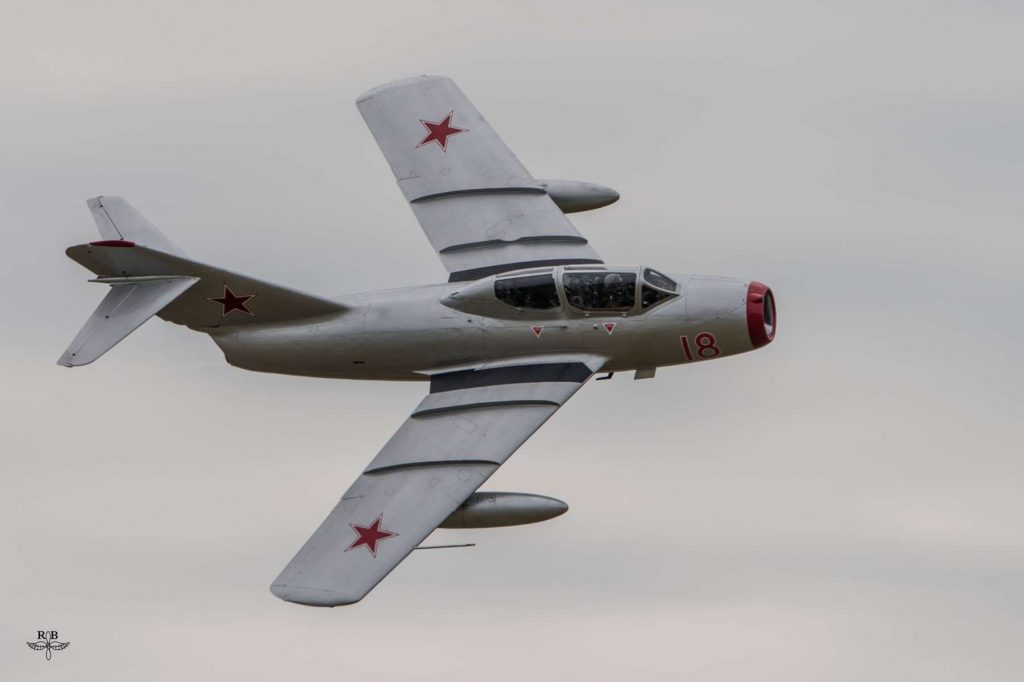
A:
439;492;569;529
537;179;620;213
210;271;764;381
59;75;778;606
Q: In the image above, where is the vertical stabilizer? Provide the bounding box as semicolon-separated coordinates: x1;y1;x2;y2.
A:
87;196;187;257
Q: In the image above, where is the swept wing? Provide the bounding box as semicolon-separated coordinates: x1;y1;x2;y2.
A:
356;75;603;282
270;357;601;606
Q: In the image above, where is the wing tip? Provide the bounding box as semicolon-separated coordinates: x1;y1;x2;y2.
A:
356;74;452;104
87;195;117;207
57;347;92;367
270;582;364;607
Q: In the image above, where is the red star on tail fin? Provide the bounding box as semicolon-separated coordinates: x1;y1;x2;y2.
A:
208;285;255;317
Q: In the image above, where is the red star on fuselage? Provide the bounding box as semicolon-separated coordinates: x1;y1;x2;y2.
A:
208;285;255;317
417;111;467;151
346;515;399;557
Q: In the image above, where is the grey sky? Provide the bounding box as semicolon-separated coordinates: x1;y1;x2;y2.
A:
3;1;1023;679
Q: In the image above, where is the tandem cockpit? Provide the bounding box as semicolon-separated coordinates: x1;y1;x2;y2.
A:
442;264;681;319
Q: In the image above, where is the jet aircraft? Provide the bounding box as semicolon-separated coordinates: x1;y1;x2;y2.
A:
59;75;777;606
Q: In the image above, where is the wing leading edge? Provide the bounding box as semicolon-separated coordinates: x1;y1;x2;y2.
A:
356;75;603;282
270;356;603;606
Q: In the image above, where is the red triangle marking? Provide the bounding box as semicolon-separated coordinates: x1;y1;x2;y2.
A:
603;322;616;334
532;326;543;337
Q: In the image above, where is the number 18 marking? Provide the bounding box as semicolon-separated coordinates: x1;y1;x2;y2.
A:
680;332;721;361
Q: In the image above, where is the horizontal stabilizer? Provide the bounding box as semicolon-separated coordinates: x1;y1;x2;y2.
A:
58;277;199;367
65;242;348;329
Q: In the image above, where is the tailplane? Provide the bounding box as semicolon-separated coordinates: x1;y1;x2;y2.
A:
59;196;348;367
58;275;200;367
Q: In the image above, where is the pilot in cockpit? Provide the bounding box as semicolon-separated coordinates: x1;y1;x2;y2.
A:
603;272;630;308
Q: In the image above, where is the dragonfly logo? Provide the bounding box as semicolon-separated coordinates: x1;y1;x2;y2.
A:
26;630;70;660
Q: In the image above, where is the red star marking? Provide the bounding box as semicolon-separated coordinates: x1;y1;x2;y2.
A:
346;515;399;557
208;285;255;317
417;111;467;151
532;326;544;337
603;322;616;334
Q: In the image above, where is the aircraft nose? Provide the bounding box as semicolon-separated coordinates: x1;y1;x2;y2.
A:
746;282;777;348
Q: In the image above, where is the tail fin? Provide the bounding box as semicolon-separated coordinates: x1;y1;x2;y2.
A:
59;196;348;367
87;196;187;257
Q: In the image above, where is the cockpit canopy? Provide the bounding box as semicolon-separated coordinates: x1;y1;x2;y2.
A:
494;273;562;310
561;270;637;311
444;264;679;319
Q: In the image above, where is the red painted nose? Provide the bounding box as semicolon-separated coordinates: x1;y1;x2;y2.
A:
746;282;777;349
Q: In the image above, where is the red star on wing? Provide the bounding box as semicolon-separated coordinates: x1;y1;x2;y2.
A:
346;514;399;557
417;111;467;151
208;285;255;317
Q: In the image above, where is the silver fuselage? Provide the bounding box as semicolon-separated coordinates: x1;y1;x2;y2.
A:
211;269;773;381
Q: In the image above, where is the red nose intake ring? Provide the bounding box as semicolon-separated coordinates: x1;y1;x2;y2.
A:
746;281;777;349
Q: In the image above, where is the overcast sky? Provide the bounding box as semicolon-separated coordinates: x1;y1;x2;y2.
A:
3;1;1023;679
